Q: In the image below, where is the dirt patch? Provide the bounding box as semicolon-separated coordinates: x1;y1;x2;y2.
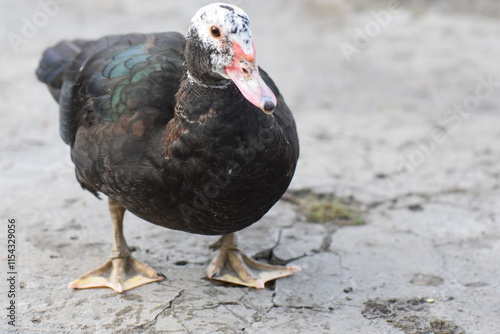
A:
362;298;466;334
284;190;365;226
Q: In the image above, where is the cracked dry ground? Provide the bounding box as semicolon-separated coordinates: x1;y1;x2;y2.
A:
2;1;500;334
8;106;500;333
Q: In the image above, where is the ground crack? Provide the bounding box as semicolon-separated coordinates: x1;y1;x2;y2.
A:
366;187;484;211
124;289;185;333
253;225;304;265
241;294;276;332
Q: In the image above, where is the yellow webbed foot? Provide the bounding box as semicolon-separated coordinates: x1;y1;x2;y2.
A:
207;234;300;289
69;256;165;293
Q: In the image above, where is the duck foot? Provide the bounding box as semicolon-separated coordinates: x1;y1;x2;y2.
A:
69;255;165;293
207;233;300;289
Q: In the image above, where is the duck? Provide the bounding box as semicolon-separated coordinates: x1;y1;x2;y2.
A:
36;3;299;293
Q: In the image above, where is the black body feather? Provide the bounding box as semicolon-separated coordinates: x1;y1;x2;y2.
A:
37;31;299;235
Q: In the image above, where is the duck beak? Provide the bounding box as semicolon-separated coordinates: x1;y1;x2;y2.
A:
225;43;277;114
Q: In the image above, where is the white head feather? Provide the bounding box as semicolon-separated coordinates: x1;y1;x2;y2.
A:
188;3;255;78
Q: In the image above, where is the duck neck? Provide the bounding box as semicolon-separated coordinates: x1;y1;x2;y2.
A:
174;75;244;122
186;71;231;90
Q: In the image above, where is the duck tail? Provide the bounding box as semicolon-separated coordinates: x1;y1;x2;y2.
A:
35;40;86;101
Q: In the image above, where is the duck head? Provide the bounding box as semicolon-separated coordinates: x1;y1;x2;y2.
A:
184;3;277;114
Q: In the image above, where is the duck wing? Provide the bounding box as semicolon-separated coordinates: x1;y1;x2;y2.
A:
36;32;184;146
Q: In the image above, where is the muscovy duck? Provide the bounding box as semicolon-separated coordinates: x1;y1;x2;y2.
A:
36;3;299;292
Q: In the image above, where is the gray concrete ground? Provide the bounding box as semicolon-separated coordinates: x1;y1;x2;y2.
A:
1;0;499;333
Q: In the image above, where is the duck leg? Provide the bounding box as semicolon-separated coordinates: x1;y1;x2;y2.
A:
207;233;300;289
69;198;165;293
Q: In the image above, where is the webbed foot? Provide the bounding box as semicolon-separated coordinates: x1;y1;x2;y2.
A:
207;233;300;289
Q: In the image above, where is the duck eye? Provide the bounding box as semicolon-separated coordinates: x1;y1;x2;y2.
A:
210;26;221;38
